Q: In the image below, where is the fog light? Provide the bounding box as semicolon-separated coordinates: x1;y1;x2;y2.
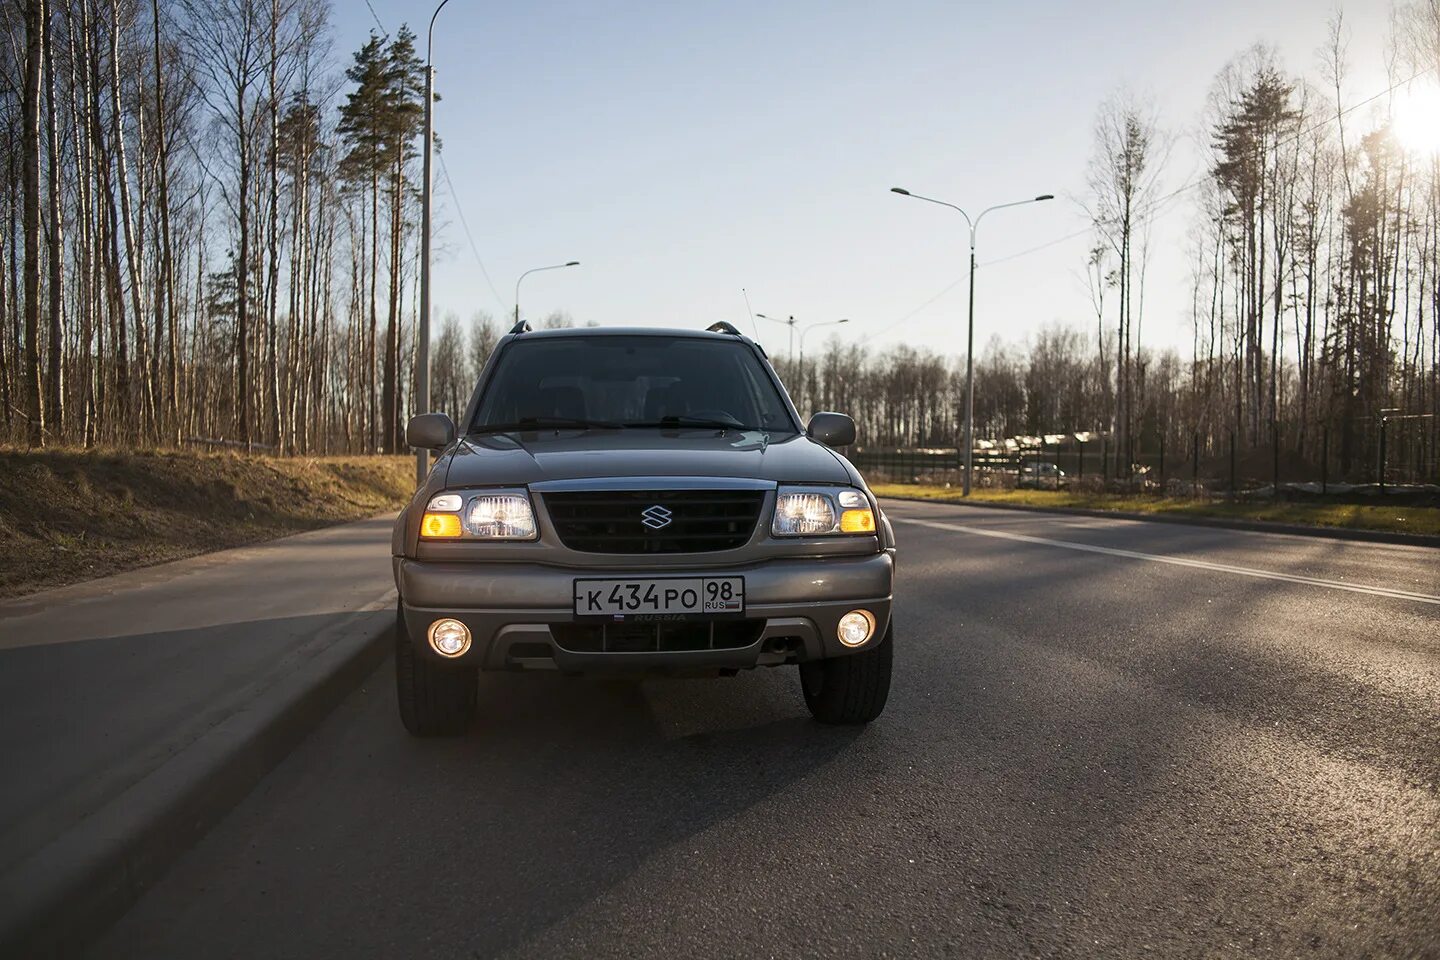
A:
837;609;875;647
427;618;471;658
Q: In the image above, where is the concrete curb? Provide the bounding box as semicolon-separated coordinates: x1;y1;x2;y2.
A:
877;495;1440;548
0;603;395;958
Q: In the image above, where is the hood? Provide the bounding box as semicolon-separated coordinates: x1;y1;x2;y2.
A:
442;429;850;488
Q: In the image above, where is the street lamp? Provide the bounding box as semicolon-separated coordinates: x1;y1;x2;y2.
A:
416;0;454;486
755;313;796;361
798;318;850;369
1376;408;1436;494
890;186;1053;496
514;261;580;326
794;319;850;411
1379;407;1400;495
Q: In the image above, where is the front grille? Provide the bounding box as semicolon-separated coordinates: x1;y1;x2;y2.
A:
542;489;765;553
551;619;765;653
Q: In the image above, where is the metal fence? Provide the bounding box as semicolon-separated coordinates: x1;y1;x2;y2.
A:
849;421;1440;499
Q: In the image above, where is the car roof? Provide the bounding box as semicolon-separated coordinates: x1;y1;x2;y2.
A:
513;326;748;341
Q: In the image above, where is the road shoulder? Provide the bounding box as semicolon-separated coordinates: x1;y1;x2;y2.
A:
0;520;397;956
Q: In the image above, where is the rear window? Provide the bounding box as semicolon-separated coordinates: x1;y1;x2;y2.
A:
470;336;797;433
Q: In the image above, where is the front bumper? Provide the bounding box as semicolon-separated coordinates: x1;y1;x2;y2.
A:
396;552;893;672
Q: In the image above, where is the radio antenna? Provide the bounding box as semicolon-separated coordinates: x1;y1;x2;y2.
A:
741;288;760;338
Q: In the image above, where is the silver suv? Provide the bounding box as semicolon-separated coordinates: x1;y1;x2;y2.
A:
392;322;896;735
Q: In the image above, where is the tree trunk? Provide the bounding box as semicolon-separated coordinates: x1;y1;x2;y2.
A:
152;0;179;443
0;182;10;434
368;168;377;452
65;0;94;445
110;0;150;441
23;0;46;447
44;0;64;438
264;0;282;450
236;82;251;447
383;156;401;454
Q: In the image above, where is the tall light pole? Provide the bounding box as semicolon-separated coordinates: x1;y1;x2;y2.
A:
795;318;850;412
798;318;850;369
755;313;797;361
891;187;1053;496
514;261;580;326
417;0;453;486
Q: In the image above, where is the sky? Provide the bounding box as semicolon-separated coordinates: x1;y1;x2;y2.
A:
337;0;1402;363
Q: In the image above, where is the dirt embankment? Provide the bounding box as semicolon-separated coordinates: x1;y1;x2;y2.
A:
0;449;416;599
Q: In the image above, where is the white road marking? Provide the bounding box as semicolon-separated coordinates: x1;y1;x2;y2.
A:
359;589;399;613
892;516;1440;606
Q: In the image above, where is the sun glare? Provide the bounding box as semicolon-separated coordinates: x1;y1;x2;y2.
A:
1392;82;1440;156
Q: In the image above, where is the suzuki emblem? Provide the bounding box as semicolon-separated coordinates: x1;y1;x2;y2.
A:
641;505;673;530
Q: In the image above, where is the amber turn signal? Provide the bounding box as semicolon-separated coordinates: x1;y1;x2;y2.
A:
420;512;463;538
839;508;876;533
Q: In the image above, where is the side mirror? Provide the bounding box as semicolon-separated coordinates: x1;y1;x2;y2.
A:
806;411;856;447
406;412;456;451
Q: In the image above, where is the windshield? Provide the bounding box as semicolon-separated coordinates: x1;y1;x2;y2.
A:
470;335;798;434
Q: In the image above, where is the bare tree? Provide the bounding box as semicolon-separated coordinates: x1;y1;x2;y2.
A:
22;0;45;446
151;0;178;440
180;0;267;447
1087;90;1167;472
42;0;62;435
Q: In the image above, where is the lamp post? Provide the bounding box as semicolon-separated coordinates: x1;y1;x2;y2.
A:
795;318;849;413
798;318;850;369
890;187;1053;496
755;313;796;362
417;0;453;486
1379;407;1399;494
514;261;580;326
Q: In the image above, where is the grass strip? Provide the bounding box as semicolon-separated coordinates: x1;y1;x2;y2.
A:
870;483;1440;537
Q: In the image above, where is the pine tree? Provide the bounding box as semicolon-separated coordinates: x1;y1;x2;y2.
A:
337;33;388;452
381;26;425;453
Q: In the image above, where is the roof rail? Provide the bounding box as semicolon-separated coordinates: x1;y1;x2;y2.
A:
508;319;531;335
706;321;743;336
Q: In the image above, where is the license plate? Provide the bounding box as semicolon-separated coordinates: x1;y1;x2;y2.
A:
573;577;745;618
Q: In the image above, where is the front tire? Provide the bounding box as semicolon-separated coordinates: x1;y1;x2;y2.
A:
395;604;478;737
799;621;893;724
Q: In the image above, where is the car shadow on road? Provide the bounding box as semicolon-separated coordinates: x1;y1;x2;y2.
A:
95;660;869;960
394;670;866;957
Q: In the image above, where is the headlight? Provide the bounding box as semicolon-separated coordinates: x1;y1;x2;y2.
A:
421;489;538;540
772;486;875;537
773;492;835;535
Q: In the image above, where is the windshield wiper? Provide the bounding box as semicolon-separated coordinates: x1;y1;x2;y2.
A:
623;415;755;432
470;416;621;434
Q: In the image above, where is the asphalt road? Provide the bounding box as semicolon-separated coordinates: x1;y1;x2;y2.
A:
95;501;1440;959
0;518;396;877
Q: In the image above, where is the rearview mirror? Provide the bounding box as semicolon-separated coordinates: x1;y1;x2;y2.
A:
406;412;456;451
806;411;856;447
